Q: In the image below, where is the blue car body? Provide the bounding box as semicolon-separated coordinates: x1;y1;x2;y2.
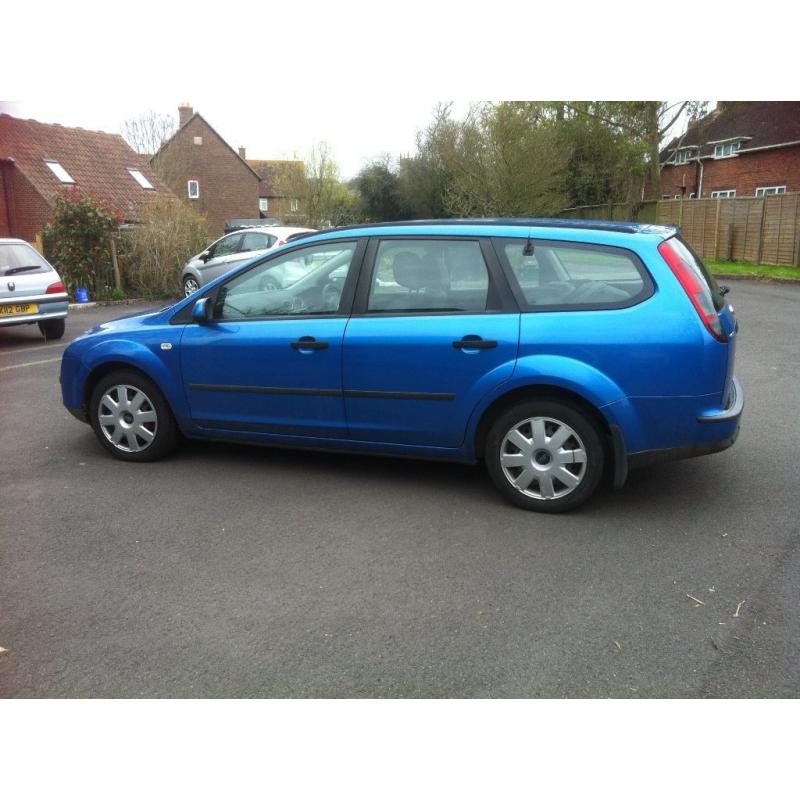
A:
60;219;742;495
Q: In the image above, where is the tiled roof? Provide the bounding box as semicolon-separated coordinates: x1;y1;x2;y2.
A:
248;159;304;197
662;101;800;162
0;114;175;220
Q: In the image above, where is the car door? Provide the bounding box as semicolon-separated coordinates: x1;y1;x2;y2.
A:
180;238;365;439
199;233;244;283
342;237;520;448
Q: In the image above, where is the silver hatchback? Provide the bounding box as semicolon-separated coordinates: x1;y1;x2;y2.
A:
0;239;69;339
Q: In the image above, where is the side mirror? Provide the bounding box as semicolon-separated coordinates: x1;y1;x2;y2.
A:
199;250;211;262
192;297;212;324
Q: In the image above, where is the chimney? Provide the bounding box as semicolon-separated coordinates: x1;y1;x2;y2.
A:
238;146;246;159
178;103;193;127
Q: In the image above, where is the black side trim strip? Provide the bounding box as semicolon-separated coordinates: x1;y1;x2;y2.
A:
189;383;340;397
344;390;455;401
189;384;456;401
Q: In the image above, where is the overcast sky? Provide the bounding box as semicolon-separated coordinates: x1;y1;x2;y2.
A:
4;1;791;181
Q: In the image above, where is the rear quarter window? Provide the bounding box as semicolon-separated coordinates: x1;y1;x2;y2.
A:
495;238;653;310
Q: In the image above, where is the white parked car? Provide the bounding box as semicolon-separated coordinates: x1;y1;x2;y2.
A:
181;227;315;296
0;238;69;339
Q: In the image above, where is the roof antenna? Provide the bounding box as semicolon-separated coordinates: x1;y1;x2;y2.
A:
522;231;535;256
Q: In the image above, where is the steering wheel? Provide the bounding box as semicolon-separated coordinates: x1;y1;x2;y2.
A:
322;282;341;312
260;275;280;292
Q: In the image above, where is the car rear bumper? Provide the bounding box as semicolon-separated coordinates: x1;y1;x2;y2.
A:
697;375;743;423
0;294;69;326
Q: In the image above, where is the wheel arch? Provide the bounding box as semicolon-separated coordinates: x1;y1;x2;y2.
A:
473;384;615;465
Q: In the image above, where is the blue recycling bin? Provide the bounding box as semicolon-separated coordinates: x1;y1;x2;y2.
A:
75;288;90;303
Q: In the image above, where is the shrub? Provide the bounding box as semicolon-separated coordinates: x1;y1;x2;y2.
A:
43;189;121;298
119;199;210;298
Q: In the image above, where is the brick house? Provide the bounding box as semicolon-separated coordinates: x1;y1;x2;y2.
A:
151;105;261;235
0;114;173;243
659;101;800;199
247;159;306;225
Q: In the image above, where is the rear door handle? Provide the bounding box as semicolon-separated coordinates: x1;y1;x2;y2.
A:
291;337;329;350
453;338;498;350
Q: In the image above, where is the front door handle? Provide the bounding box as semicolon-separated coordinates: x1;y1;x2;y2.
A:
453;337;498;350
291;337;329;351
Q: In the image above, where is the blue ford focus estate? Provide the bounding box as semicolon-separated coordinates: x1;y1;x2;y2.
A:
60;219;742;512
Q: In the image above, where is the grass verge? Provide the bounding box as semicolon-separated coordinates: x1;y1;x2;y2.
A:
706;261;800;281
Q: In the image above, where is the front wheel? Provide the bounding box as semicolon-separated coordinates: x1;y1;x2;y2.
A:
183;276;200;297
485;400;605;513
38;318;65;340
89;370;179;462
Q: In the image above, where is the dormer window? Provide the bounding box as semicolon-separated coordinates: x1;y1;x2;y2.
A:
44;160;75;184
674;148;695;164
713;140;742;159
127;168;155;190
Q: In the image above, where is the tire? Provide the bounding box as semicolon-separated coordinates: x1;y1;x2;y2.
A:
89;369;179;462
38;318;65;340
183;275;200;297
485;400;605;513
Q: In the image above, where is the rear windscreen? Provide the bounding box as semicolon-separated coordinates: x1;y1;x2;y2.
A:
0;243;52;276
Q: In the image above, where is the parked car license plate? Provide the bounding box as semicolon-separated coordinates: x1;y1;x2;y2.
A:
0;303;38;316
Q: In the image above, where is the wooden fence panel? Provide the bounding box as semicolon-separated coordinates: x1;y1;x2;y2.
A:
562;194;800;266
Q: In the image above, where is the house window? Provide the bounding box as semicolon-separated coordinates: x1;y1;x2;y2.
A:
674;148;695;164
259;198;269;212
674;194;682;199
711;190;736;199
44;160;75;184
755;186;786;197
193;136;203;145
713;141;741;159
662;194;671;199
127;168;155;190
290;199;299;212
187;180;200;199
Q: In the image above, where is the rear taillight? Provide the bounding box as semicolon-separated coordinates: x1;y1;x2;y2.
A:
46;280;66;294
658;240;726;343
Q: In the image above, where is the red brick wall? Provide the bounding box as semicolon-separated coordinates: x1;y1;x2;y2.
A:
660;144;800;198
152;116;259;235
0;165;9;237
0;165;52;242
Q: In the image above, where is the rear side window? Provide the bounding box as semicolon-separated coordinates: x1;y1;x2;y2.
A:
496;239;652;310
368;239;490;313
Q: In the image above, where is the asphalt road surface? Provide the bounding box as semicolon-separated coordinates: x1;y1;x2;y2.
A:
1;283;798;698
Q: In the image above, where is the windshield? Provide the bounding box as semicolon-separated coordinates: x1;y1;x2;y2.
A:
0;243;53;276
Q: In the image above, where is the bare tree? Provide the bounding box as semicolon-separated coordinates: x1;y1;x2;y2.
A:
122;111;177;156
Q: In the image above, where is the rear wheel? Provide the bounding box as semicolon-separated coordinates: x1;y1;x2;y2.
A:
485;400;604;512
89;370;179;462
38;318;65;340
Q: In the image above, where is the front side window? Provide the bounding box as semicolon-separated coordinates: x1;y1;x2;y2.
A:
755;186;786;197
498;239;650;310
211;234;242;258
188;179;199;198
215;241;357;319
367;239;490;313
